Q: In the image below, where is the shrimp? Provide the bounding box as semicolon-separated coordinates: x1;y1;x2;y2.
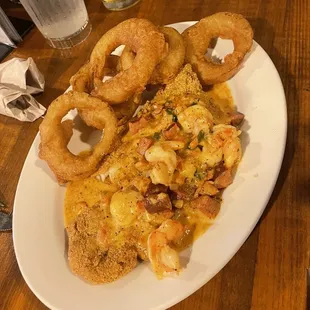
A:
145;144;177;172
147;219;185;279
222;136;242;168
213;125;241;168
145;144;177;185
200;124;242;168
178;105;213;135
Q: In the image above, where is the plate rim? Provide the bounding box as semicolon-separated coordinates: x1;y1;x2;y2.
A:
12;21;287;310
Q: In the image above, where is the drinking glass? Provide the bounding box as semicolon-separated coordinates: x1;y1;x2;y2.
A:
102;0;141;11
19;0;91;49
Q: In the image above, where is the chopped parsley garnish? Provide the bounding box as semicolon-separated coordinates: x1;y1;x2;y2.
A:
165;108;178;122
194;170;204;180
166;108;174;115
198;130;205;142
153;132;161;140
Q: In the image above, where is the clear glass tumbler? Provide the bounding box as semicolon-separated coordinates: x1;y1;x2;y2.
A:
19;0;91;49
102;0;141;11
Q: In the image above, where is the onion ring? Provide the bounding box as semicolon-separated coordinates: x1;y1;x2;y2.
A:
182;12;253;85
61;119;74;144
120;27;185;84
70;55;121;93
112;92;142;125
80;91;142;130
76;56;142;129
39;91;117;183
71;18;165;104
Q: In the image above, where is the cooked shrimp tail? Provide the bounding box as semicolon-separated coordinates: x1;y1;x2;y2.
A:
147;219;185;279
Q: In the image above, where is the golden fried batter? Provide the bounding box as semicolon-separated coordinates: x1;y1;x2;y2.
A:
154;64;202;101
67;206;138;284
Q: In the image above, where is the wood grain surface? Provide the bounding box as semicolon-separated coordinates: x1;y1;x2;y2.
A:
0;0;309;309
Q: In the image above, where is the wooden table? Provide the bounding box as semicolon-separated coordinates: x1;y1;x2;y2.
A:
0;0;309;309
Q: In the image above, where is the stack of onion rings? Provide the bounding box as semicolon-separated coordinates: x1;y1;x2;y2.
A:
72;54;142;130
39;91;117;183
182;12;253;85
120;27;185;85
70;55;121;94
70;18;165;104
80;91;142;130
40;14;254;184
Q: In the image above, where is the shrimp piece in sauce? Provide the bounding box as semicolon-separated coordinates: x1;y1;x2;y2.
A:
147;219;185;279
201;124;242;168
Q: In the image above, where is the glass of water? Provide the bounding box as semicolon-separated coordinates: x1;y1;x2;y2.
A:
19;0;91;49
102;0;141;11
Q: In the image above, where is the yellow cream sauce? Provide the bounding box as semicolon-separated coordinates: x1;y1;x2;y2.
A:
200;82;235;124
64;178;117;227
173;205;213;250
174;82;235;249
64;82;235;251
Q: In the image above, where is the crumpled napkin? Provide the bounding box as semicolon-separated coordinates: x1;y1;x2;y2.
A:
0;57;46;122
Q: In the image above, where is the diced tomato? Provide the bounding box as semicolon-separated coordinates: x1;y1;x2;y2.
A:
128;117;148;134
137;137;153;155
163;124;181;140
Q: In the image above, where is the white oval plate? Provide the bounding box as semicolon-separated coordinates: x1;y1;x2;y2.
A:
13;22;287;310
